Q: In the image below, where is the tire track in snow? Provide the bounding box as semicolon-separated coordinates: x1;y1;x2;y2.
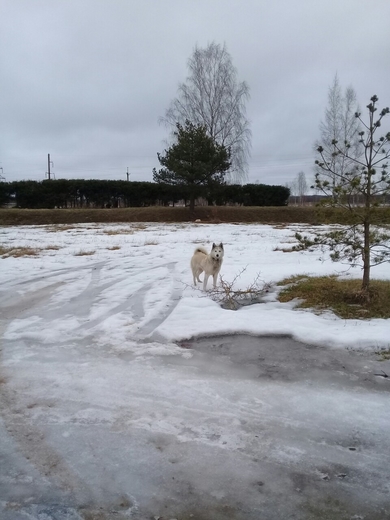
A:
0;259;184;513
133;261;183;342
71;261;182;337
1;259;182;338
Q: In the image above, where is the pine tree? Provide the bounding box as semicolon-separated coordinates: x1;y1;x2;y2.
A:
153;121;231;214
297;95;390;300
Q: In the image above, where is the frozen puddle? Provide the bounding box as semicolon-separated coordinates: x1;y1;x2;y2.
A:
1;332;390;520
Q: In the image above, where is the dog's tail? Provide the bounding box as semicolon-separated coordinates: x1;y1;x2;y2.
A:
194;246;208;255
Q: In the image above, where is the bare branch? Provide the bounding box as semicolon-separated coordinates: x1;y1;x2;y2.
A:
206;268;271;310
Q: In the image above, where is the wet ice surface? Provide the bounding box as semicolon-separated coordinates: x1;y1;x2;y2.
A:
0;223;390;519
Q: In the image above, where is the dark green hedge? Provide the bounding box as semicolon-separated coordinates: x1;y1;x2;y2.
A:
1;180;290;209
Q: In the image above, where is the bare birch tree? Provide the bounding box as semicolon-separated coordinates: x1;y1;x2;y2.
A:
285;181;297;205
161;42;251;183
286;172;307;205
315;74;362;202
297;171;307;205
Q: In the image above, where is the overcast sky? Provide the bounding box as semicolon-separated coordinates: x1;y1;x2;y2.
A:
1;0;390;188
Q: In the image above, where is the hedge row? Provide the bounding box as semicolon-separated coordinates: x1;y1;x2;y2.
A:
0;180;290;208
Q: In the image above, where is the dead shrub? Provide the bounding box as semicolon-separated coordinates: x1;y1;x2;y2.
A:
208;268;271;310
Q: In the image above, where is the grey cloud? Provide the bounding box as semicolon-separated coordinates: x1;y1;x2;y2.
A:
1;0;390;185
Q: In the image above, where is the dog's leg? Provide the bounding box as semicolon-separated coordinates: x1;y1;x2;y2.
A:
213;273;218;288
193;269;202;285
203;273;210;291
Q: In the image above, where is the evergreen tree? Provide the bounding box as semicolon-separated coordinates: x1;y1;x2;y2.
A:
297;95;390;299
153;121;231;214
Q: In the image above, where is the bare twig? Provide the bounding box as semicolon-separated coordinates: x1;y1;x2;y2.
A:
208;268;271;309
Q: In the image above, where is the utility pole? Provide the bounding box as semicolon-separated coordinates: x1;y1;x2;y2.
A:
0;167;4;181
126;167;130;181
46;154;54;180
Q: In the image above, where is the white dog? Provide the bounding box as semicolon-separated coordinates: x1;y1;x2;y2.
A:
190;243;224;291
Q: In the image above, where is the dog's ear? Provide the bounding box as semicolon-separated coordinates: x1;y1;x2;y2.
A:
212;243;216;248
219;243;224;249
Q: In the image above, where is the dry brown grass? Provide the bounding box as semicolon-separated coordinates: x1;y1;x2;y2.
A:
1;245;40;257
1;244;61;257
278;275;390;319
102;229;135;235
74;250;96;256
47;225;78;232
376;349;390;360
131;223;147;230
106;246;121;251
2;206;390;226
272;223;290;229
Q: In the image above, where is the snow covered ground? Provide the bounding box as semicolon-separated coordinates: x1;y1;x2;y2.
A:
0;222;389;519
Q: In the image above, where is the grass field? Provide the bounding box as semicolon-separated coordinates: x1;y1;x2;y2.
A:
278;275;390;319
2;205;390;226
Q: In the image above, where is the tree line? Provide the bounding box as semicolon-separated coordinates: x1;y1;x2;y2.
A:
0;179;289;209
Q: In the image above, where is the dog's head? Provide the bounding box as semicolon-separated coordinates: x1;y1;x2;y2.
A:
211;242;224;261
